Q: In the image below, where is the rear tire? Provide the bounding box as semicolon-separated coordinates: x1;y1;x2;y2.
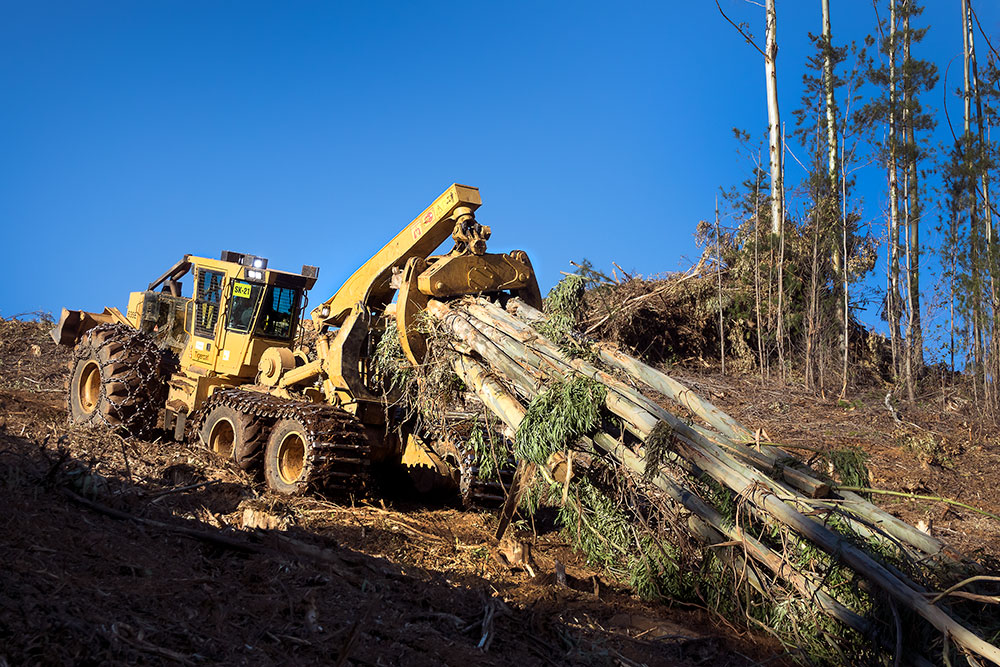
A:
264;418;313;495
200;404;266;470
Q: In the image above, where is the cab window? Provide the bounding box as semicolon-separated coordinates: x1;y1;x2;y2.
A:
225;280;263;333
194;269;225;337
254;285;299;340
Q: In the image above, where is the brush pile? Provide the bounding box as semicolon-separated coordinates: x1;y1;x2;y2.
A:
406;285;1000;665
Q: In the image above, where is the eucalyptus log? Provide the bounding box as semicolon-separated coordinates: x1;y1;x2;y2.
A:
436;299;999;662
459;302;926;561
450;355;526;432
427;300;546;395
459;303;910;565
665;432;1000;663
468;300;830;499
593;334;947;556
589;432;880;645
505;297;948;559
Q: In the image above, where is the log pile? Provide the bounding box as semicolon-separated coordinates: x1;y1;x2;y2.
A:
413;294;1000;666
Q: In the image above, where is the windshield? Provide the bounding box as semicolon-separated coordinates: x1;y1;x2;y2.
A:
225;280;263;333
254;285;300;340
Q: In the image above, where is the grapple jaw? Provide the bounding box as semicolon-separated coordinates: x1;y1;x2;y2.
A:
395;249;542;366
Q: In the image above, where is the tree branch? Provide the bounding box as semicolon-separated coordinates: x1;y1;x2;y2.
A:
971;4;1000;64
715;0;766;58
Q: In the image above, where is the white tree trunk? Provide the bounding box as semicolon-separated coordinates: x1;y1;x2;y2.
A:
887;0;901;377
765;0;784;238
962;0;985;381
822;0;839;193
902;5;915;402
968;2;993;250
968;0;996;407
962;0;972;135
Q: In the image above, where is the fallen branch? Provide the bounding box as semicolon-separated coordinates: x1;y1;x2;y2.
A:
59;487;361;582
147;479;219;501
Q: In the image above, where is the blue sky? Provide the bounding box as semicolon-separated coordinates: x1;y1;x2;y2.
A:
2;1;998;339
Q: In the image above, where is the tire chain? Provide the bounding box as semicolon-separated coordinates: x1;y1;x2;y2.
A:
71;323;169;438
192;389;371;492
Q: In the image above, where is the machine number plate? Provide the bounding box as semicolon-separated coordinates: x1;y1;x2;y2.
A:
233;282;252;298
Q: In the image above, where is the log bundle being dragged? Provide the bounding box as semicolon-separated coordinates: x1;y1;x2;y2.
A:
404;293;1000;666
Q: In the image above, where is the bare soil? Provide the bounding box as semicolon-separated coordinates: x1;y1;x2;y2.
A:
0;318;783;667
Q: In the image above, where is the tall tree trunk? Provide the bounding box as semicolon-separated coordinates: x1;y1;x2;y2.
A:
822;0;847;394
841;139;850;397
887;0;902;380
806;209;820;391
821;0;839;199
822;0;839;193
777;124;787;382
716;196;726;376
903;168;915;402
905;108;923;390
902;4;915;403
754;157;765;380
968;0;997;411
764;0;786;382
962;0;984;386
765;0;784;239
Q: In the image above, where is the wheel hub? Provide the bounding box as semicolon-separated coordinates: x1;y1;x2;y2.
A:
209;419;236;458
277;432;305;484
78;360;101;414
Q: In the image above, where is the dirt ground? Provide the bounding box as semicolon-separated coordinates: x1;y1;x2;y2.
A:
0;318;785;666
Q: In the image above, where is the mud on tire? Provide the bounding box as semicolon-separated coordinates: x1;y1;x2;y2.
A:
200;404;266;470
68;324;166;437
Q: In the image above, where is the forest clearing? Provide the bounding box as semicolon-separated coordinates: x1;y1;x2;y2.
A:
3;264;1000;666
5;0;1000;665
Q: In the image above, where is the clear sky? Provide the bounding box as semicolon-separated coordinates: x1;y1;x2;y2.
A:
2;1;998;327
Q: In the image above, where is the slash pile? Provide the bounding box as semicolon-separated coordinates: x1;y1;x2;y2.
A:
415;294;1000;666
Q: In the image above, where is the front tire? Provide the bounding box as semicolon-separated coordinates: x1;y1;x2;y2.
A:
68;325;164;436
264;418;314;495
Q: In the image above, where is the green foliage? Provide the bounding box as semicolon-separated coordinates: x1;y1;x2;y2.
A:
700;475;737;526
538;274;596;358
514;376;606;465
557;479;630;574
766;597;865;665
825;446;871;491
468;420;505;482
556;478;688;600
573;258;614;285
542;274;585;332
373;323;412;392
642;421;674;483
